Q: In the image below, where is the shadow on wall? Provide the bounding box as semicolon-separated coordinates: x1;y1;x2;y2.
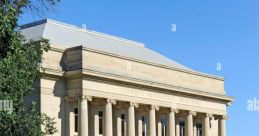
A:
52;51;68;136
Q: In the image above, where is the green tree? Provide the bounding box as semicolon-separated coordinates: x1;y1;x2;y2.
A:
0;0;59;135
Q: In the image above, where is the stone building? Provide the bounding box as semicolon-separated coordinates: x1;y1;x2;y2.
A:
21;19;233;136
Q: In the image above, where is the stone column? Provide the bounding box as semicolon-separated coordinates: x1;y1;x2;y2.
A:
105;99;116;136
94;113;99;136
78;95;92;136
175;121;180;136
193;122;196;136
169;108;178;136
117;112;122;136
128;102;138;136
149;105;159;136
138;115;142;136
219;115;227;136
187;111;196;136
158;118;162;136
204;113;210;136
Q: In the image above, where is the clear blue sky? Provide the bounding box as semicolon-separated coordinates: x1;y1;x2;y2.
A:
19;0;259;135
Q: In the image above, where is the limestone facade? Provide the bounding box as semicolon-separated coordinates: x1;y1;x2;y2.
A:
21;19;233;136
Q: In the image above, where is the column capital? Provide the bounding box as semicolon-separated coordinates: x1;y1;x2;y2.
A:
221;115;228;120
151;105;159;111
205;113;214;118
107;98;116;105
82;95;92;101
189;111;197;116
170;107;179;113
130;102;139;108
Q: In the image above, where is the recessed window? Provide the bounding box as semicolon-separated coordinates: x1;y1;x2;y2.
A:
161;117;167;136
98;111;103;135
179;121;185;136
74;108;78;133
142;116;148;136
121;114;126;136
196;123;202;136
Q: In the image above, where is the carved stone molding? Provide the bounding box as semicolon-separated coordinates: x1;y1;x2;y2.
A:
107;98;117;105
82;95;92;101
171;107;179;113
220;115;228;120
205;113;213;117
130;102;139;108
189;111;197;116
151;105;159;111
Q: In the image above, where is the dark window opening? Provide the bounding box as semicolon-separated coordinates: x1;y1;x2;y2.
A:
179;121;185;136
74;108;78;133
98;111;103;135
121;114;126;136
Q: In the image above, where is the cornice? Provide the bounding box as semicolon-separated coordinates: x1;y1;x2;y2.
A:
81;68;233;103
49;46;65;53
40;68;64;77
41;67;233;104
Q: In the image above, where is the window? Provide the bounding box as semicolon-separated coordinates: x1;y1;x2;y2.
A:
74;108;78;132
142;116;148;136
179;121;185;136
121;114;126;136
196;123;202;136
161;118;167;136
98;111;103;135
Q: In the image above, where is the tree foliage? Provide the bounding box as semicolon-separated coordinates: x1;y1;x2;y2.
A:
0;0;59;135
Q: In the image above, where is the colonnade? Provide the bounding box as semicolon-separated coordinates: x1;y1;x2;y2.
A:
77;96;227;136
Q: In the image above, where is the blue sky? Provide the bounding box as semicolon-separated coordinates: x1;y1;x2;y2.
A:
19;0;259;135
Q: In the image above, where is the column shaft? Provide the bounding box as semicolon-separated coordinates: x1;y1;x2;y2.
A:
176;121;180;136
128;104;136;136
158;119;162;136
193;123;196;136
94;113;99;136
105;100;113;136
204;114;210;136
138;116;142;136
149;106;156;136
169;109;176;136
219;117;226;136
117;113;122;136
79;98;88;136
187;112;193;136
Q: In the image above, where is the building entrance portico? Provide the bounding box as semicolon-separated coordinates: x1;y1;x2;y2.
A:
66;92;228;136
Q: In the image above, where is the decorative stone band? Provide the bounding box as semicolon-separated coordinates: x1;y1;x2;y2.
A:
64;95;92;102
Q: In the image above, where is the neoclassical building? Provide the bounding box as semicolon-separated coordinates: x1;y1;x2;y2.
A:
21;19;233;136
